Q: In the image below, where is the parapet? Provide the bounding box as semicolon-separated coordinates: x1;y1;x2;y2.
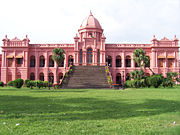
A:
2;35;30;47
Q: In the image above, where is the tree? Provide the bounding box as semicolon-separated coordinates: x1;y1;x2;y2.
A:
52;48;65;84
133;48;155;74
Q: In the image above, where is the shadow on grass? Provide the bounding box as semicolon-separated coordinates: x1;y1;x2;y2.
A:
0;95;179;121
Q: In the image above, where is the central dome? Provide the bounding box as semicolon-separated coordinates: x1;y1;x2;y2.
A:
79;12;102;30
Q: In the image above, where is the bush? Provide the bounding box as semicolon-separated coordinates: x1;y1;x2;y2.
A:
54;84;59;89
125;80;134;88
145;76;151;88
149;74;163;88
13;78;24;88
24;79;30;87
7;81;14;87
0;81;4;87
36;80;44;89
27;80;35;89
43;81;49;88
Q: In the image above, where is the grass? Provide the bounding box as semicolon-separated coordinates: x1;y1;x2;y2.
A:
0;86;180;135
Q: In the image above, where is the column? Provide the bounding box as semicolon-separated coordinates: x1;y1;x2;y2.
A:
152;50;155;68
165;52;167;68
122;51;125;68
155;51;158;67
132;54;134;68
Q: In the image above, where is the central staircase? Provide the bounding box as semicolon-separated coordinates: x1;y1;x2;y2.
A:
63;66;110;89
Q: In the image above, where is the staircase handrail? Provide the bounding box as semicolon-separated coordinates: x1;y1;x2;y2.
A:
105;62;113;86
60;64;73;86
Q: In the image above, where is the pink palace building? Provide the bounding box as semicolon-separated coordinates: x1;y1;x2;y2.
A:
0;12;180;85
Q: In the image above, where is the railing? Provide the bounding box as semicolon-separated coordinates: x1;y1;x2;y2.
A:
59;64;73;87
105;62;113;87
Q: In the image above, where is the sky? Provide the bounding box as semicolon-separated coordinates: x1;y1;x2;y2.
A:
0;0;180;46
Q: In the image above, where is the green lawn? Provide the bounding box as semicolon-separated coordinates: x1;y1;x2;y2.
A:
0;86;180;135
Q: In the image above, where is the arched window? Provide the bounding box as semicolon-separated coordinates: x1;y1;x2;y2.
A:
126;73;130;81
48;72;54;84
8;72;12;82
68;55;74;66
58;72;63;83
30;73;35;80
79;49;83;65
125;56;131;67
39;55;45;67
16;72;21;79
39;72;44;81
30;56;36;67
49;55;54;67
106;56;112;67
116;55;121;67
116;73;121;85
97;49;100;65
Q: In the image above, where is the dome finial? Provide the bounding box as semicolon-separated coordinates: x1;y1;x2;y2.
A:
90;10;92;16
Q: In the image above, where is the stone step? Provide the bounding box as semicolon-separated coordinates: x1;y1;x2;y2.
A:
62;66;110;89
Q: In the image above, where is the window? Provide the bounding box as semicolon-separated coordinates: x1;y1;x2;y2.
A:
158;59;164;67
106;56;112;67
30;56;36;67
39;55;45;67
8;58;13;67
97;50;100;65
68;55;74;66
79;49;82;65
125;56;131;67
116;55;121;67
49;55;54;67
168;59;174;67
17;58;22;64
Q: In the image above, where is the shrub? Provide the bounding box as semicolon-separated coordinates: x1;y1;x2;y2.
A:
24;79;30;87
13;78;24;88
36;80;44;89
7;81;14;87
54;84;59;89
149;74;163;88
125;80;134;88
43;81;49;88
27;80;35;89
0;81;4;87
145;76;151;88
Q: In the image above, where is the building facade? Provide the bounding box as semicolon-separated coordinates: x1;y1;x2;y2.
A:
1;12;179;85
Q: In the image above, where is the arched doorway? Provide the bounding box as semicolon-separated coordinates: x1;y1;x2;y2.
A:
68;55;74;66
39;72;44;81
116;73;121;85
30;73;35;80
87;48;92;65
